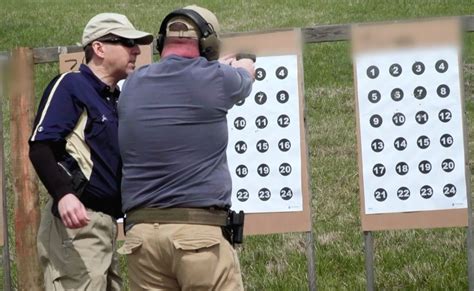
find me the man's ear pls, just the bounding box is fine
[91,41,106,59]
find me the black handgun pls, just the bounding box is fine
[236,53,256,62]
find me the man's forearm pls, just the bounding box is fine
[29,141,75,200]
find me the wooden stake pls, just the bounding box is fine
[10,47,43,290]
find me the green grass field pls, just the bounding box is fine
[1,0,474,290]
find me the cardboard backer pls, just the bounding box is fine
[352,18,469,231]
[221,29,311,235]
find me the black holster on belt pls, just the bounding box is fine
[223,210,245,247]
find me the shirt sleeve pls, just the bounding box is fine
[29,141,75,201]
[30,72,83,142]
[221,64,254,107]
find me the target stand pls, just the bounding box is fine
[352,18,472,290]
[221,29,314,290]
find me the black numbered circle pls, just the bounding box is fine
[440,134,454,148]
[258,188,271,201]
[255,68,266,81]
[395,162,409,176]
[392,112,406,126]
[394,137,407,151]
[255,115,268,129]
[235,165,248,178]
[368,90,381,103]
[372,163,386,177]
[254,91,267,105]
[371,139,384,152]
[236,99,245,106]
[420,185,434,199]
[276,90,289,103]
[412,61,425,75]
[234,117,246,130]
[441,158,455,172]
[397,187,411,201]
[276,66,288,79]
[438,109,452,123]
[277,114,290,128]
[418,160,432,174]
[278,138,291,152]
[415,111,429,125]
[436,60,448,73]
[437,84,450,98]
[417,135,430,149]
[391,88,404,101]
[234,141,247,154]
[374,188,387,202]
[257,164,270,177]
[367,65,379,79]
[236,189,249,202]
[280,187,293,200]
[413,86,427,100]
[370,114,383,128]
[443,184,457,198]
[279,163,292,176]
[389,63,402,77]
[256,139,269,153]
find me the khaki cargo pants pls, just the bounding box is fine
[119,223,244,291]
[37,200,122,290]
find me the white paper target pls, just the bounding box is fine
[227,54,303,213]
[356,46,468,214]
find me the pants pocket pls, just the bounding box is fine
[172,224,222,251]
[172,226,223,290]
[117,236,143,255]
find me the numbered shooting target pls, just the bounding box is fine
[355,44,468,215]
[227,54,304,213]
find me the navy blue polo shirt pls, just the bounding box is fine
[30,64,122,218]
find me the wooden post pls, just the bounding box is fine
[10,47,43,290]
[306,231,317,291]
[364,231,375,291]
[1,53,12,291]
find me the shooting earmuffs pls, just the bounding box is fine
[156,8,220,61]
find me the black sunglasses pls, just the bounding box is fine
[97,37,138,48]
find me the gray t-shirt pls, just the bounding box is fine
[118,55,253,213]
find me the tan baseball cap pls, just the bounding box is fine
[166,5,220,39]
[82,13,153,47]
[166,16,200,39]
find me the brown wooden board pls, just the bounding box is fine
[352,18,469,231]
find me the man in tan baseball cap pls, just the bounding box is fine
[31,13,151,291]
[118,4,254,291]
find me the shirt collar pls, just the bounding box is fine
[79,64,120,99]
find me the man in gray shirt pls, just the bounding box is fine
[118,5,255,290]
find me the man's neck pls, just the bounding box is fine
[87,63,117,90]
[161,39,200,59]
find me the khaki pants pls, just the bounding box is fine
[119,223,244,291]
[37,200,122,291]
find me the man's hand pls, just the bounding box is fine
[231,58,256,81]
[218,54,236,65]
[58,194,90,229]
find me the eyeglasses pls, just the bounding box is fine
[97,37,138,48]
